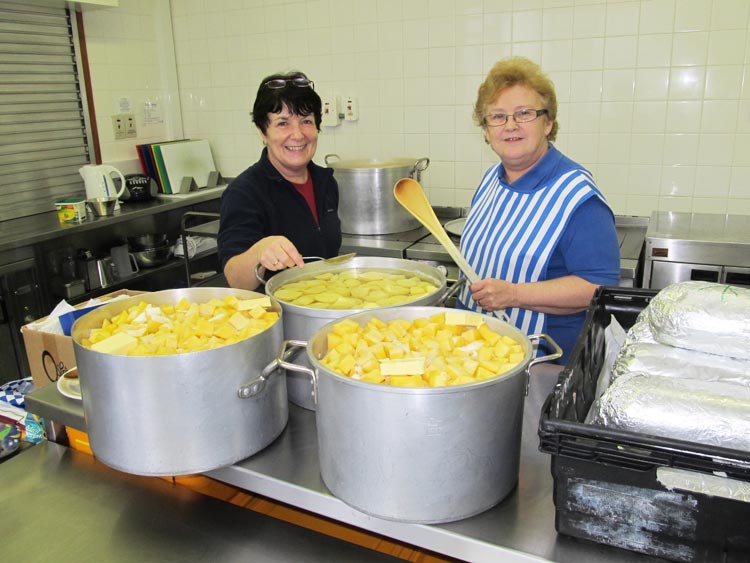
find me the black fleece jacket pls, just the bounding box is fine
[218,148,342,272]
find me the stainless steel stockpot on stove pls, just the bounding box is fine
[71,288,288,476]
[280,306,561,524]
[325,154,429,235]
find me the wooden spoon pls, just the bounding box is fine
[394,178,480,284]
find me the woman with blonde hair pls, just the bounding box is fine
[456,57,620,363]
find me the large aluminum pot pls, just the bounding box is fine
[325,154,429,235]
[280,306,561,523]
[262,256,449,411]
[71,288,289,477]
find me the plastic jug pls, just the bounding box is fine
[79,164,127,202]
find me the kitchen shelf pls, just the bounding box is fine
[67,257,187,304]
[181,211,221,287]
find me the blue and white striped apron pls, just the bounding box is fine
[456,162,603,336]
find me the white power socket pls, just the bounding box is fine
[112,113,137,140]
[322,97,340,127]
[124,114,137,138]
[343,96,358,121]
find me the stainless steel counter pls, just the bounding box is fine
[25,371,666,563]
[2,440,403,562]
[0,187,225,254]
[643,211,750,289]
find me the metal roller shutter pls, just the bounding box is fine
[0,0,91,222]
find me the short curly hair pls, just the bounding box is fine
[251,71,322,134]
[473,57,558,142]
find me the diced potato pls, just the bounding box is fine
[196,318,214,337]
[509,352,525,364]
[81,295,278,356]
[449,374,477,386]
[199,303,216,317]
[327,332,343,350]
[332,318,360,335]
[237,296,272,310]
[379,357,426,376]
[388,374,426,387]
[334,340,355,357]
[319,313,524,388]
[478,323,500,345]
[360,371,385,384]
[247,306,266,319]
[91,332,138,355]
[338,354,356,376]
[427,371,451,387]
[214,323,237,340]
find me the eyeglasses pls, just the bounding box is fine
[263,77,315,90]
[484,108,548,127]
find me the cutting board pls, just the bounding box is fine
[154,184,227,200]
[159,139,216,193]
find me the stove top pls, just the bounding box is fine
[340,226,429,258]
[340,209,648,285]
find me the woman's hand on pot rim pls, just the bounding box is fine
[259,236,305,271]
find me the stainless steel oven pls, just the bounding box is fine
[643,211,750,289]
[0,258,45,384]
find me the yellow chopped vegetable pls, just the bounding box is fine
[81,297,278,356]
[320,314,525,388]
[273,268,439,310]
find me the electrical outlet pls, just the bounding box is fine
[321,97,340,127]
[112,113,137,140]
[343,96,358,121]
[125,113,137,138]
[112,114,126,140]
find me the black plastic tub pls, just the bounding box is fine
[538,286,750,563]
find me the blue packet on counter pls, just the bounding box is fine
[58,304,106,336]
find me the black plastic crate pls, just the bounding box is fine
[538,286,750,563]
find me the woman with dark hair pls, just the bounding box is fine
[218,71,341,290]
[456,57,620,363]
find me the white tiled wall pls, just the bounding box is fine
[86,0,750,216]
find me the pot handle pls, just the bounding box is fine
[324,154,340,166]
[522,334,562,396]
[254,256,325,286]
[277,339,319,406]
[410,157,430,181]
[435,278,465,306]
[238,340,305,399]
[254,263,266,286]
[527,333,563,369]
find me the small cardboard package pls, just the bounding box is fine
[21,289,145,390]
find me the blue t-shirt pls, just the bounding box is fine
[457,145,620,364]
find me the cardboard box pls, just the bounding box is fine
[21,289,146,390]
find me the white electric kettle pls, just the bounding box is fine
[79,164,127,202]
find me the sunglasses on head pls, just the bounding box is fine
[263,77,315,90]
